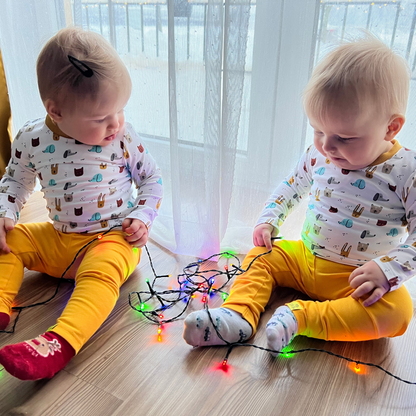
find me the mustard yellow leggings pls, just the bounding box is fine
[223,240,413,341]
[0,222,140,353]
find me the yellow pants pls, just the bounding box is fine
[0,222,140,353]
[223,240,413,341]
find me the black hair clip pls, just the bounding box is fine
[68,55,94,78]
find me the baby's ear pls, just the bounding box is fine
[386,114,405,140]
[44,99,63,123]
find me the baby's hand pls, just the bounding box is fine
[122,218,148,248]
[348,260,390,307]
[253,223,275,251]
[0,218,15,253]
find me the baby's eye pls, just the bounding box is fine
[314,130,323,136]
[95,118,106,123]
[337,136,355,142]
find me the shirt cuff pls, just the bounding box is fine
[372,257,404,291]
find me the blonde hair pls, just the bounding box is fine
[303,34,410,123]
[37,26,131,109]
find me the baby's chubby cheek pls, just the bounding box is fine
[117,125,126,139]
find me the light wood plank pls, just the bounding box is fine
[0,370,123,415]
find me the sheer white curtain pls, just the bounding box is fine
[0,0,317,257]
[2,0,416,266]
[162,0,252,257]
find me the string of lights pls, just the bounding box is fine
[130,240,416,386]
[1,230,415,385]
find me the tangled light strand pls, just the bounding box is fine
[130,242,416,386]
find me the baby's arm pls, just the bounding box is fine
[122,124,163,243]
[254,146,314,248]
[0,127,37,252]
[350,170,416,306]
[348,261,390,307]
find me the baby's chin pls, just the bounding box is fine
[332,159,369,171]
[72,138,112,147]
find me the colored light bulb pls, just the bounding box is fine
[97,234,103,240]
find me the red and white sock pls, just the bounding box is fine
[0,312,10,331]
[0,331,75,380]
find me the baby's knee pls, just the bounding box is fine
[379,290,413,338]
[247,245,270,258]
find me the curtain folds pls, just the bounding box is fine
[151,0,251,257]
[0,49,11,177]
[0,0,321,257]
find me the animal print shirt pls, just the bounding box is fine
[0,116,163,234]
[257,140,416,291]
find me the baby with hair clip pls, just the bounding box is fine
[0,27,163,380]
[184,34,416,355]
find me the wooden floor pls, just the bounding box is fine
[1,192,416,415]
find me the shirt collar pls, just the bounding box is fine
[369,139,401,166]
[45,115,72,139]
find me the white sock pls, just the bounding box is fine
[183,307,252,347]
[266,305,298,357]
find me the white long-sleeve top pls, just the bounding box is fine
[0,116,163,233]
[257,141,416,291]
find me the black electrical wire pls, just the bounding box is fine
[131,242,416,386]
[2,232,415,385]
